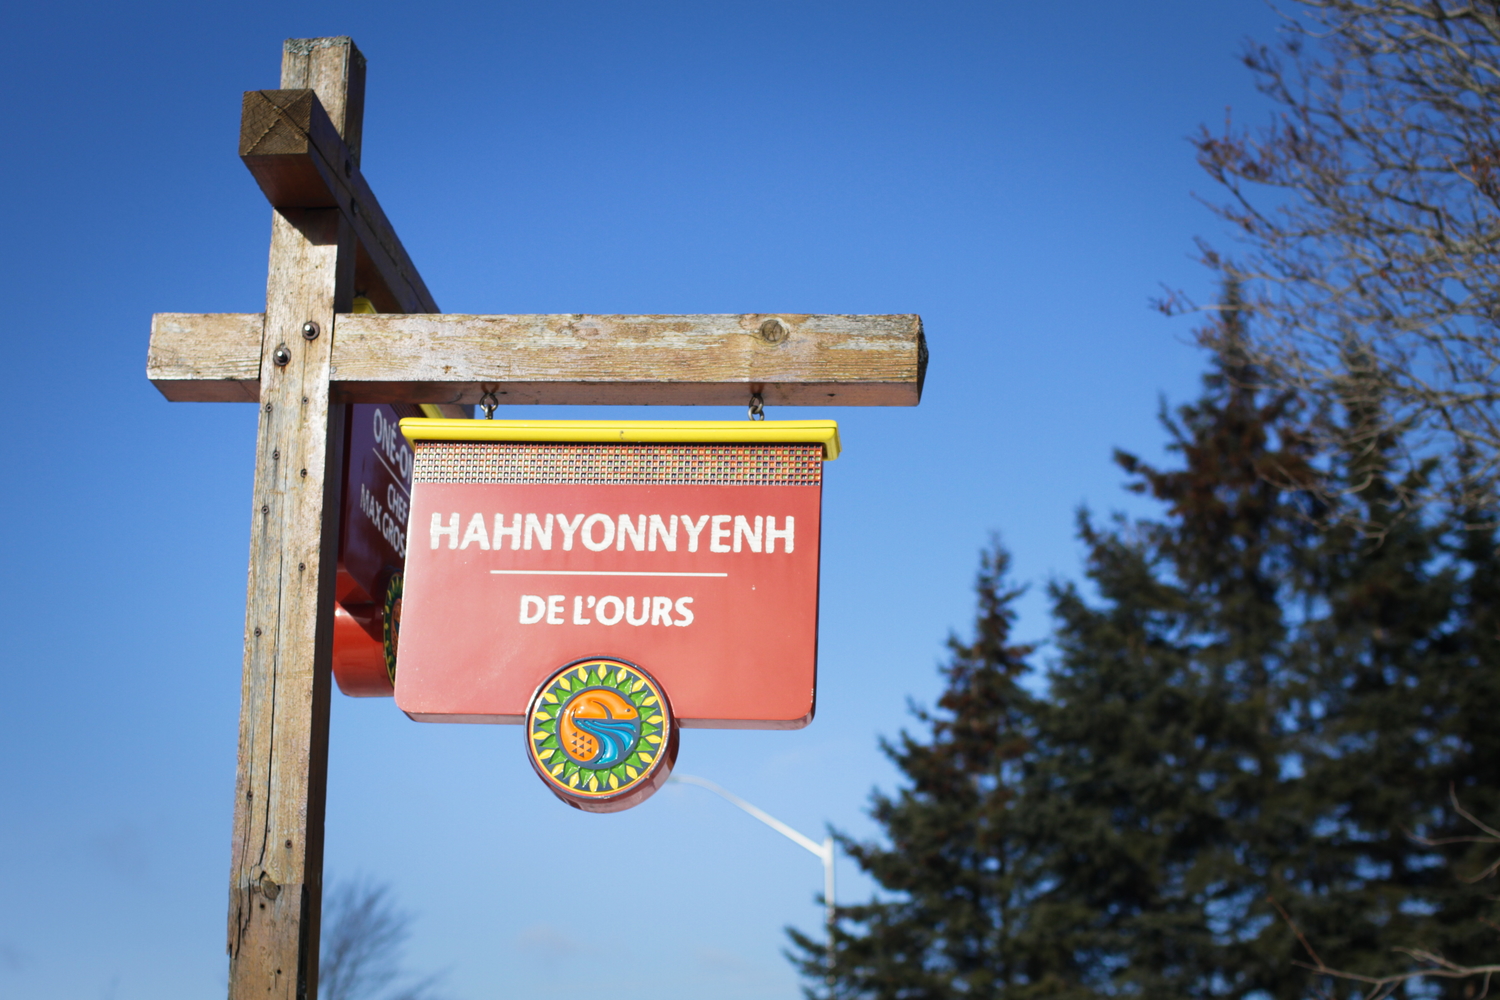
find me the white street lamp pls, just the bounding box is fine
[669,773,836,973]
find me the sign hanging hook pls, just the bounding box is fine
[480,390,499,419]
[748,392,765,421]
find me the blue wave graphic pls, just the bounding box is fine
[573,717,639,767]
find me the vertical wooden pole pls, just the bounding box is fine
[280,37,366,167]
[226,37,362,1000]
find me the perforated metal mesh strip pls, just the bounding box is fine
[413,441,823,486]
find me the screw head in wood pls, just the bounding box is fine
[301,321,320,341]
[272,344,291,366]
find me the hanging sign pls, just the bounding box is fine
[331,402,420,696]
[392,418,838,811]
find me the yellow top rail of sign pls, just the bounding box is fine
[399,418,842,460]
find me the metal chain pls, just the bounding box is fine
[480,390,499,419]
[748,392,765,421]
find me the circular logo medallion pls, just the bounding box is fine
[382,573,402,686]
[526,658,677,813]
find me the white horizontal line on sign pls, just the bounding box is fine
[489,569,729,578]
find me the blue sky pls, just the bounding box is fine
[0,2,1284,997]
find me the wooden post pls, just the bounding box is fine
[225,38,361,1000]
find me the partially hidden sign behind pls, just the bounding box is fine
[392,418,838,811]
[332,402,420,696]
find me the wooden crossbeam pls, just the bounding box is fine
[148,312,926,406]
[150,313,262,401]
[240,87,436,315]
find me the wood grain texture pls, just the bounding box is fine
[226,39,362,1000]
[150,312,924,406]
[276,39,420,318]
[280,37,365,166]
[330,312,926,406]
[239,91,335,207]
[239,88,437,316]
[147,315,465,417]
[148,313,263,401]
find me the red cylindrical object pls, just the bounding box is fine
[332,603,394,697]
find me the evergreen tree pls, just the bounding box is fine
[1264,381,1500,997]
[787,546,1055,998]
[1018,302,1315,998]
[792,298,1500,998]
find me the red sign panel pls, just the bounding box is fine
[333,403,420,696]
[340,403,416,606]
[393,437,827,729]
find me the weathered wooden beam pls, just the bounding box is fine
[334,313,926,406]
[147,312,466,417]
[281,37,365,168]
[148,312,927,406]
[227,208,347,1000]
[240,88,437,315]
[149,313,262,402]
[226,37,360,1000]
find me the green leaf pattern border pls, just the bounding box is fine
[527,659,670,799]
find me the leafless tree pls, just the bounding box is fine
[1170,1,1500,515]
[320,877,445,1000]
[1272,788,1500,1000]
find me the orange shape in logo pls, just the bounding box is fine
[558,689,639,766]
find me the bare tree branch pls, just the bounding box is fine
[320,877,445,1000]
[1183,0,1500,516]
[1275,789,1500,1000]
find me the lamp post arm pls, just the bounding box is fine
[668,774,831,861]
[670,773,839,979]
